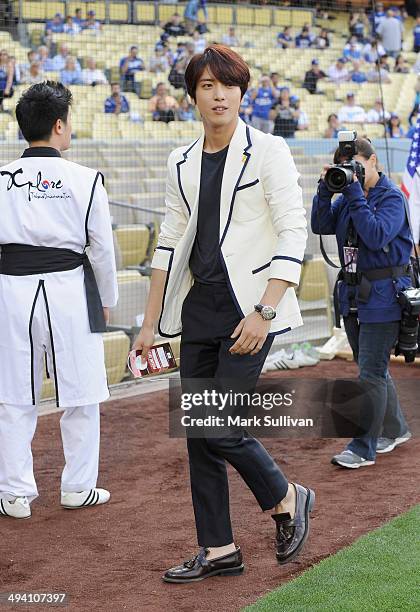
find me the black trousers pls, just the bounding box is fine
[180,282,289,547]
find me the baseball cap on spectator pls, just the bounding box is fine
[346,92,355,98]
[55,12,63,18]
[279,86,290,93]
[290,95,299,104]
[311,59,319,65]
[390,112,399,118]
[337,58,346,64]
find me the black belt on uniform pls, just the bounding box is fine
[333,263,412,328]
[0,243,106,333]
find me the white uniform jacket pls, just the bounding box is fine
[0,148,118,407]
[151,118,307,338]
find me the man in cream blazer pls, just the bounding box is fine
[151,117,306,338]
[134,44,314,583]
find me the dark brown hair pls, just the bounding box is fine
[184,44,250,101]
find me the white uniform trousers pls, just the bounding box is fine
[0,402,100,503]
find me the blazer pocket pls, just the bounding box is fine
[237,178,260,192]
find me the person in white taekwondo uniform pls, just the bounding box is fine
[133,45,314,583]
[0,82,118,519]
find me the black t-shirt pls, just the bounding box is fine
[189,145,229,285]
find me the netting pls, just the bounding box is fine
[0,0,416,398]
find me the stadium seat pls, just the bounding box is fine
[135,2,156,23]
[109,271,151,329]
[103,331,130,385]
[109,2,129,23]
[114,224,152,267]
[236,7,254,26]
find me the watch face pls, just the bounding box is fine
[261,306,276,320]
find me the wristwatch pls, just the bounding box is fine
[254,304,276,320]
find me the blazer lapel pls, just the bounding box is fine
[175,133,204,217]
[219,119,252,246]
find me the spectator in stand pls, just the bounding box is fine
[60,56,82,85]
[295,26,314,49]
[371,1,386,33]
[315,28,330,50]
[81,57,108,86]
[222,26,240,47]
[379,54,391,71]
[163,14,187,37]
[271,94,299,138]
[149,48,170,73]
[184,0,199,34]
[149,82,179,113]
[104,82,130,114]
[343,36,363,60]
[349,12,369,43]
[192,30,206,54]
[84,10,102,32]
[0,49,15,109]
[291,96,309,131]
[152,98,176,123]
[408,76,420,124]
[277,26,293,49]
[22,61,44,85]
[239,89,253,124]
[338,92,366,124]
[303,59,326,94]
[45,13,64,35]
[51,44,80,72]
[177,96,196,121]
[270,72,282,96]
[120,46,145,91]
[363,37,386,63]
[413,15,420,53]
[366,59,391,83]
[328,58,350,84]
[73,8,84,28]
[407,106,418,137]
[63,15,81,35]
[376,10,403,57]
[196,19,209,35]
[19,50,38,82]
[323,113,344,138]
[350,60,367,83]
[394,54,409,73]
[250,74,277,133]
[37,45,54,72]
[387,113,404,137]
[366,98,390,124]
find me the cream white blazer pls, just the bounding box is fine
[151,117,307,338]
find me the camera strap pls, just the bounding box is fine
[400,191,420,288]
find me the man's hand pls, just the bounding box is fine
[132,323,155,363]
[320,164,333,181]
[229,311,271,356]
[103,307,110,325]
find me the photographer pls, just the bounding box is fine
[311,136,412,469]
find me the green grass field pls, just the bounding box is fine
[244,504,420,612]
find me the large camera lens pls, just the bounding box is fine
[324,166,354,193]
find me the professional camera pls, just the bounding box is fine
[395,288,420,363]
[324,131,365,193]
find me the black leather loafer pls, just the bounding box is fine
[272,483,315,565]
[162,546,244,583]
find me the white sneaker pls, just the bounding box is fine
[61,488,110,509]
[264,349,301,371]
[0,496,31,519]
[291,344,319,367]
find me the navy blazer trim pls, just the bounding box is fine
[267,326,292,337]
[175,138,200,217]
[220,125,252,248]
[252,255,303,275]
[157,246,182,338]
[237,178,259,191]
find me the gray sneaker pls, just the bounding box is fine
[331,449,375,469]
[376,431,412,454]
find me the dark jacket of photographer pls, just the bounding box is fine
[311,174,412,323]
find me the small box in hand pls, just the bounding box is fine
[128,343,177,378]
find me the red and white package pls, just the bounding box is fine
[127,343,177,378]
